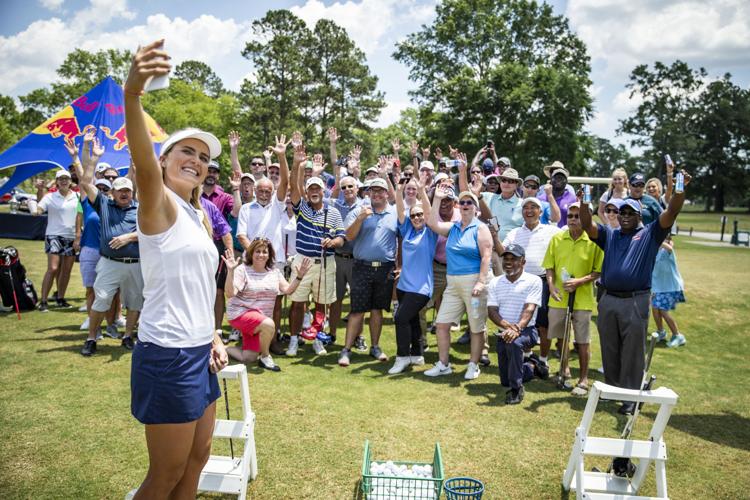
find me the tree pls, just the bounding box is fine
[20,48,132,116]
[173,60,225,98]
[0,95,45,152]
[585,135,637,180]
[393,0,593,174]
[618,61,750,211]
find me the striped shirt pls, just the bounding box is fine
[292,200,345,257]
[487,272,543,326]
[503,223,561,276]
[226,266,282,321]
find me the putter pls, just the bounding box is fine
[554,287,576,390]
[605,332,660,477]
[222,378,235,461]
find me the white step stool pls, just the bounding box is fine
[125,364,257,500]
[562,381,678,500]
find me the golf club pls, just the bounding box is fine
[554,286,576,390]
[222,378,235,461]
[316,227,336,346]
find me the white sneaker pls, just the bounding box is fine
[410,356,425,366]
[286,335,299,356]
[115,317,126,328]
[388,356,411,375]
[80,317,90,330]
[105,325,121,339]
[312,339,327,355]
[78,305,87,312]
[464,361,481,380]
[424,360,452,377]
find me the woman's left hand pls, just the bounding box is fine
[210,341,229,374]
[472,281,485,296]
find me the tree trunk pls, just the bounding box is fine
[713,182,725,212]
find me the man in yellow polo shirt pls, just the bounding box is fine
[541,202,603,395]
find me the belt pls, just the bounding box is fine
[433,260,447,267]
[103,255,139,264]
[604,288,650,298]
[355,259,393,268]
[336,253,354,259]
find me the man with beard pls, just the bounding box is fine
[580,170,691,414]
[538,161,578,228]
[202,160,236,337]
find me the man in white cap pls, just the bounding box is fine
[288,146,346,357]
[419,160,435,188]
[78,171,142,356]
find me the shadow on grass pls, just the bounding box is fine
[36,341,130,363]
[352,479,364,500]
[645,410,750,452]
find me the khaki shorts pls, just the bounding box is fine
[289,254,336,305]
[92,257,144,312]
[427,261,447,309]
[435,273,488,333]
[547,308,592,344]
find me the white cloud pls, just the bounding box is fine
[39,0,64,11]
[72,0,136,30]
[290,0,437,55]
[375,100,410,128]
[0,10,254,96]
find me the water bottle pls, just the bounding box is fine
[675,172,684,194]
[582,184,591,203]
[470,297,481,319]
[561,267,571,283]
[9,193,19,214]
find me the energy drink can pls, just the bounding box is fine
[664,154,673,167]
[583,184,591,203]
[675,172,684,193]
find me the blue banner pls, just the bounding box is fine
[0,76,167,195]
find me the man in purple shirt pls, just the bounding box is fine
[202,160,234,219]
[538,162,578,228]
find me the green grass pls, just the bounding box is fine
[676,206,750,234]
[1,236,749,499]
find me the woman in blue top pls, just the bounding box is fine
[425,154,493,380]
[389,179,438,374]
[651,235,686,347]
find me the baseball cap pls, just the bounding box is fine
[95,162,111,174]
[160,128,222,159]
[629,173,646,185]
[523,175,541,185]
[419,161,435,172]
[305,177,325,190]
[55,169,71,179]
[365,166,379,175]
[432,172,450,185]
[457,191,478,205]
[502,243,525,258]
[482,158,495,171]
[208,160,220,171]
[368,178,388,190]
[614,198,642,213]
[551,167,569,179]
[112,177,133,191]
[568,201,593,213]
[94,178,112,189]
[240,172,255,182]
[498,156,511,167]
[522,197,543,209]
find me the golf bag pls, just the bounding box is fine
[0,247,38,311]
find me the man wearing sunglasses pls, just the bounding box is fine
[248,156,267,182]
[627,172,662,225]
[580,170,692,414]
[522,175,560,225]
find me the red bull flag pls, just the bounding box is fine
[0,76,168,196]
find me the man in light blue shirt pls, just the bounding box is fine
[339,177,399,366]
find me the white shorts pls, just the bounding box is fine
[92,257,144,312]
[435,273,488,333]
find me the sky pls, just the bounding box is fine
[1,0,748,151]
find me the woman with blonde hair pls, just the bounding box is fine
[597,167,629,223]
[124,40,229,499]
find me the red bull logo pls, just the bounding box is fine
[32,106,82,140]
[100,125,129,151]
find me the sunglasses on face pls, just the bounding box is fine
[410,212,424,219]
[250,162,264,166]
[97,186,110,192]
[471,170,482,175]
[524,183,539,190]
[500,178,516,184]
[104,175,117,180]
[605,208,619,214]
[458,200,475,206]
[567,213,580,219]
[341,184,357,190]
[631,183,645,188]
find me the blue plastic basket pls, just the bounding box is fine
[443,477,484,499]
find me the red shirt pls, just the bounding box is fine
[201,186,234,219]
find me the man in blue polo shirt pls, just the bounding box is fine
[580,171,691,414]
[339,177,399,367]
[79,176,142,356]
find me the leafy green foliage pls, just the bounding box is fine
[173,60,226,98]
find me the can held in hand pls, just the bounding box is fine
[583,184,591,203]
[675,172,684,193]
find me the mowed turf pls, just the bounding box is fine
[0,236,748,499]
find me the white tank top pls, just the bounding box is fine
[137,189,219,347]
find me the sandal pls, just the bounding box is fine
[571,381,589,397]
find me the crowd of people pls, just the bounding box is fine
[24,40,694,498]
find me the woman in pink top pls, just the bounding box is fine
[222,238,311,371]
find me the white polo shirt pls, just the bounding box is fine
[38,190,79,238]
[487,271,543,326]
[503,222,561,276]
[236,196,287,264]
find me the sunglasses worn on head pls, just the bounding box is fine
[458,200,475,206]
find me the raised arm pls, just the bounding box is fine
[273,134,290,202]
[228,171,242,218]
[544,183,561,224]
[578,188,598,240]
[659,169,691,230]
[228,131,242,176]
[426,186,455,237]
[289,132,304,205]
[664,159,674,204]
[395,178,406,225]
[328,127,338,168]
[123,40,176,235]
[410,141,419,170]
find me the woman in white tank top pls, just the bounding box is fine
[124,40,229,499]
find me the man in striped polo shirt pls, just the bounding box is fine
[288,148,346,357]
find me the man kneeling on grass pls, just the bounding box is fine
[487,244,542,405]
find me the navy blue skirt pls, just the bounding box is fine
[131,341,220,425]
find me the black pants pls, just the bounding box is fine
[394,290,430,357]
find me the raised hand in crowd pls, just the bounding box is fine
[328,127,339,144]
[293,256,313,279]
[228,130,240,150]
[291,130,304,149]
[312,153,326,177]
[391,138,401,155]
[434,146,443,160]
[421,144,431,161]
[229,130,242,175]
[350,144,362,160]
[448,145,459,159]
[221,248,241,271]
[262,147,273,165]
